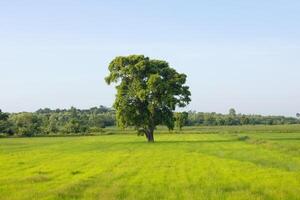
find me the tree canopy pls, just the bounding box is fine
[105,55,191,142]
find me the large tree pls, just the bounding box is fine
[105,55,191,142]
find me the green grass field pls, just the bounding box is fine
[1,126,300,200]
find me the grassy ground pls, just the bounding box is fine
[1,126,300,200]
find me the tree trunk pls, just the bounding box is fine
[148,130,154,142]
[145,129,154,142]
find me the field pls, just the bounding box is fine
[1,125,300,200]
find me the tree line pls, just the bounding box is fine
[0,107,299,137]
[0,106,115,136]
[187,109,300,126]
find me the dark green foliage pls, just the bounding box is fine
[229,108,236,116]
[0,109,13,135]
[105,55,191,142]
[0,109,9,121]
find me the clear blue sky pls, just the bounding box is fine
[1,0,300,116]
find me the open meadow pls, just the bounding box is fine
[1,125,300,200]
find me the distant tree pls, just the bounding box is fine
[63,119,81,134]
[105,55,191,142]
[0,109,9,121]
[0,109,12,134]
[9,113,42,136]
[36,108,52,114]
[216,116,225,126]
[69,106,78,118]
[175,112,189,131]
[297,113,300,118]
[47,114,59,133]
[204,114,217,126]
[229,108,236,116]
[240,115,250,125]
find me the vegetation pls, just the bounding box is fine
[0,106,115,137]
[187,108,300,126]
[1,125,300,200]
[174,112,189,131]
[105,55,191,142]
[0,109,12,135]
[0,107,299,137]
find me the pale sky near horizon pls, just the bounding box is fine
[1,0,300,116]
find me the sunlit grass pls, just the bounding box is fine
[1,129,300,199]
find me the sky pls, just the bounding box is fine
[0,0,300,116]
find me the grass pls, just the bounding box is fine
[1,126,300,199]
